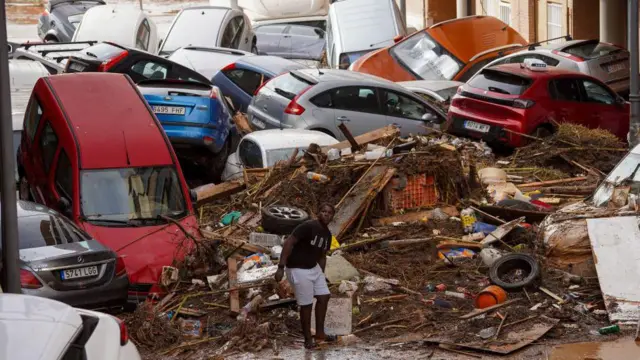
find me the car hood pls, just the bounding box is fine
[81,216,200,284]
[0,294,81,360]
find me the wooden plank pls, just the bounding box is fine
[459,299,522,320]
[323,125,399,151]
[518,177,588,188]
[194,180,245,206]
[328,166,393,239]
[232,112,253,135]
[372,206,459,226]
[201,229,270,254]
[227,258,240,313]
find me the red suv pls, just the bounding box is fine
[446,60,630,147]
[17,72,200,300]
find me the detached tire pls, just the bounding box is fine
[489,253,540,291]
[261,205,309,235]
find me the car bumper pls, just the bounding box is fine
[22,274,129,310]
[163,125,227,154]
[446,110,525,147]
[247,107,293,130]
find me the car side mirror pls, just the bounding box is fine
[189,189,198,203]
[616,96,626,107]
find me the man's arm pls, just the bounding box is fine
[318,253,327,273]
[279,234,299,268]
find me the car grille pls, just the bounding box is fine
[461,91,515,107]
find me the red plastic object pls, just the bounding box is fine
[386,174,438,211]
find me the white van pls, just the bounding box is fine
[72,5,159,52]
[326,0,406,69]
[239,0,331,30]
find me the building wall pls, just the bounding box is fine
[425,0,457,26]
[571,0,600,41]
[473,0,535,42]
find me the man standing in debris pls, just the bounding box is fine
[275,203,337,349]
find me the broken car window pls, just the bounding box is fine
[390,32,463,81]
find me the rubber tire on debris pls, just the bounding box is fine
[261,205,309,235]
[489,253,540,291]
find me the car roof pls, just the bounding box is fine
[73,5,144,45]
[486,63,588,79]
[0,294,82,360]
[296,68,399,85]
[44,73,173,169]
[0,200,60,219]
[244,129,338,150]
[331,0,398,52]
[397,80,464,92]
[237,55,307,75]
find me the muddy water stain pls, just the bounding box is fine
[549,338,640,360]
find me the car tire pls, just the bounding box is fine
[261,205,309,235]
[489,253,540,291]
[533,126,553,139]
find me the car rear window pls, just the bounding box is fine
[265,73,312,100]
[4,212,90,250]
[562,42,623,60]
[81,42,126,61]
[468,69,533,95]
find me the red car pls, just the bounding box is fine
[446,59,629,147]
[17,72,200,300]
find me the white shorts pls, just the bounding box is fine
[286,264,330,306]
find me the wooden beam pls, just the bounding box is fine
[338,122,360,153]
[323,125,399,151]
[372,207,460,226]
[194,180,245,206]
[518,177,588,188]
[228,258,240,313]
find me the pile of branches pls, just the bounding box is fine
[128,302,182,351]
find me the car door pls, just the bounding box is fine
[331,86,387,137]
[255,24,287,55]
[51,148,75,218]
[381,88,443,136]
[35,120,60,208]
[579,78,627,139]
[278,26,293,57]
[20,96,46,202]
[548,78,584,127]
[287,25,324,60]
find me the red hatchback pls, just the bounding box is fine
[446,59,629,147]
[17,72,200,300]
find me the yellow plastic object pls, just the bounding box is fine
[330,236,340,250]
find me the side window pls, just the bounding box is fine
[582,80,615,105]
[130,60,169,80]
[535,55,560,66]
[256,25,286,34]
[135,19,151,51]
[25,96,43,142]
[231,17,245,48]
[55,150,73,203]
[382,90,432,121]
[238,139,263,168]
[310,91,332,108]
[289,26,317,37]
[40,122,58,173]
[550,79,581,102]
[458,57,497,82]
[221,16,244,48]
[332,87,379,113]
[224,69,264,95]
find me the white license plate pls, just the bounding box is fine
[252,117,266,129]
[607,62,626,73]
[153,106,186,115]
[464,120,490,133]
[61,266,98,280]
[68,62,85,72]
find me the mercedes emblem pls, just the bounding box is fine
[77,255,84,263]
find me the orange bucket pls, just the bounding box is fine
[474,285,507,309]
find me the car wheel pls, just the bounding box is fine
[533,126,553,139]
[261,205,309,235]
[44,36,58,43]
[489,253,540,291]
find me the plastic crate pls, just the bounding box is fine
[386,174,438,211]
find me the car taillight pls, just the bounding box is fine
[284,85,313,116]
[221,62,236,72]
[114,317,129,346]
[97,50,129,72]
[512,99,535,109]
[203,136,214,145]
[20,269,42,289]
[115,256,126,277]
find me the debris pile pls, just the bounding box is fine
[129,124,634,359]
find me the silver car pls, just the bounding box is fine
[6,201,129,309]
[484,39,630,95]
[247,69,445,139]
[397,80,464,104]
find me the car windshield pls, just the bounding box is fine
[592,152,640,207]
[390,31,464,81]
[265,147,305,167]
[80,166,187,224]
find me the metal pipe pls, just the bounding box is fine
[0,0,21,293]
[399,0,406,26]
[629,0,640,148]
[457,0,468,18]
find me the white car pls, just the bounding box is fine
[158,6,257,57]
[222,129,339,181]
[0,293,141,360]
[72,5,159,53]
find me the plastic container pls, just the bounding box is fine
[480,248,503,267]
[307,172,330,183]
[598,325,620,335]
[474,285,508,309]
[327,148,340,161]
[472,221,497,235]
[460,208,477,234]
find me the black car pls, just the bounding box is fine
[37,0,106,43]
[1,201,129,309]
[63,42,212,84]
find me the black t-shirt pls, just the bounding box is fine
[286,220,332,269]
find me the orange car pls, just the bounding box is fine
[350,16,527,83]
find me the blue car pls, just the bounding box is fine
[212,55,308,113]
[138,79,235,180]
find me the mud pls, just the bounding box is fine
[549,337,640,360]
